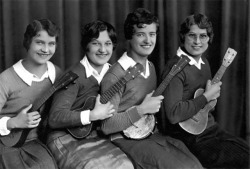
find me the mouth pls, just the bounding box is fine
[37,53,51,58]
[141,45,152,49]
[192,46,202,50]
[96,54,109,58]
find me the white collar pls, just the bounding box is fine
[118,52,150,78]
[177,47,205,69]
[80,56,110,84]
[13,60,56,86]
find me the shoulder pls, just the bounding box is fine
[70,62,86,76]
[161,55,180,79]
[106,62,125,79]
[0,67,18,84]
[102,62,124,87]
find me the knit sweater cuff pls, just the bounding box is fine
[126,106,142,124]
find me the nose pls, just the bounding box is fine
[144,34,150,43]
[194,36,201,44]
[41,44,49,53]
[98,44,106,53]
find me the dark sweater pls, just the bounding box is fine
[101,62,157,135]
[160,55,215,135]
[49,62,99,129]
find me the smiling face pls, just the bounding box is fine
[184,24,209,58]
[27,30,56,65]
[86,30,113,71]
[129,23,157,58]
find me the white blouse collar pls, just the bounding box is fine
[13,60,56,86]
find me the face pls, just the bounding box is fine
[129,23,157,58]
[86,30,113,70]
[184,24,209,58]
[27,30,56,65]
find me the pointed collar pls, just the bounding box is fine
[177,47,205,69]
[13,60,56,86]
[118,52,150,78]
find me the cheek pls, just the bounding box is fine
[51,47,56,54]
[107,46,113,54]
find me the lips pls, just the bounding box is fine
[141,45,152,49]
[192,46,202,50]
[38,53,51,58]
[96,54,109,58]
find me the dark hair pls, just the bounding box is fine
[179,13,214,44]
[124,8,159,40]
[80,20,117,52]
[23,19,60,51]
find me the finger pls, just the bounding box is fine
[110,109,115,114]
[32,114,41,121]
[158,95,164,100]
[109,104,114,109]
[108,112,114,117]
[28,123,40,128]
[28,111,40,116]
[206,80,211,88]
[29,118,41,125]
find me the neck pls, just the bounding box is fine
[181,47,201,63]
[127,51,148,72]
[22,59,47,78]
[90,63,104,74]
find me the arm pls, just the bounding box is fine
[101,71,163,135]
[0,75,10,135]
[0,71,41,134]
[48,81,83,129]
[100,72,142,135]
[162,72,207,124]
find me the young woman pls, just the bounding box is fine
[0,19,61,169]
[101,8,203,169]
[47,20,134,169]
[160,13,249,168]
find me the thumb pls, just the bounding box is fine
[95,94,101,104]
[21,104,32,114]
[146,91,154,98]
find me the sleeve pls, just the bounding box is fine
[162,71,207,124]
[0,117,11,135]
[80,110,91,125]
[48,80,84,129]
[0,72,11,135]
[100,72,141,135]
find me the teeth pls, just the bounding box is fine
[38,54,50,58]
[142,45,151,48]
[98,55,106,57]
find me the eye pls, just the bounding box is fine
[187,33,196,39]
[136,33,144,37]
[36,41,43,45]
[150,33,156,37]
[105,42,113,46]
[200,34,208,39]
[49,42,56,46]
[91,42,99,46]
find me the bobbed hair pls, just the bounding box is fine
[80,20,117,52]
[124,8,159,40]
[23,19,60,51]
[179,13,214,45]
